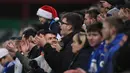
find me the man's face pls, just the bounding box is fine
[102,21,111,40]
[44,33,57,45]
[100,1,111,8]
[87,32,103,48]
[39,16,47,24]
[84,13,97,26]
[84,13,92,26]
[60,18,72,36]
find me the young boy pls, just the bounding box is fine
[87,22,104,73]
[0,48,14,73]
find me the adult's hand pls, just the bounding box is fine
[3,40,18,52]
[34,35,47,47]
[51,39,62,52]
[19,40,30,54]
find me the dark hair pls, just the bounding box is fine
[104,17,124,33]
[73,9,87,18]
[85,9,100,19]
[37,29,57,36]
[61,12,83,31]
[87,22,103,36]
[31,23,50,32]
[22,28,37,39]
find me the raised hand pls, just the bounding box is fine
[3,40,18,52]
[51,39,62,52]
[34,35,47,47]
[19,40,30,54]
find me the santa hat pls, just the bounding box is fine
[0,48,9,58]
[37,5,59,21]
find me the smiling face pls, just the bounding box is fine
[44,33,57,45]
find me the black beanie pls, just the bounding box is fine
[106,0,125,6]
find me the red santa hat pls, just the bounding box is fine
[37,5,59,21]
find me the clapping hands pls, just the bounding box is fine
[34,35,47,47]
[3,40,17,52]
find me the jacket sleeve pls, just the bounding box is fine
[14,58,23,73]
[15,52,31,72]
[41,43,62,73]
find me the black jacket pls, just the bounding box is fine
[42,31,79,73]
[113,34,130,73]
[49,21,60,34]
[28,45,41,59]
[27,67,46,73]
[124,20,130,35]
[68,47,93,72]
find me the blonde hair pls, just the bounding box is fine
[74,32,87,46]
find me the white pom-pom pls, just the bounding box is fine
[54,17,59,21]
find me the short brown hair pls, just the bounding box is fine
[85,9,99,19]
[104,16,124,33]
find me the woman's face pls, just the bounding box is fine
[71,35,83,53]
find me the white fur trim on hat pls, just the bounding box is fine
[0,48,9,58]
[54,17,59,21]
[37,8,52,19]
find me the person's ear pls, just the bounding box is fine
[91,18,96,24]
[39,34,43,38]
[29,36,34,42]
[67,25,72,30]
[111,26,116,34]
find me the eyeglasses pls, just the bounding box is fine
[59,21,69,25]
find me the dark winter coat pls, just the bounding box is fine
[42,31,80,73]
[68,47,93,72]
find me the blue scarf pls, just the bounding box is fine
[49,19,56,30]
[102,33,125,73]
[88,41,105,73]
